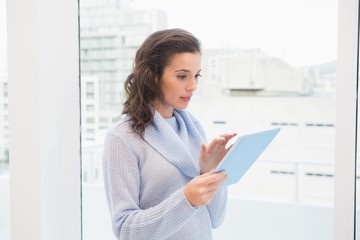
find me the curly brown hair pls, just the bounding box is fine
[122,28,201,137]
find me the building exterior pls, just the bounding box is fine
[80,1,167,136]
[0,43,8,166]
[201,49,315,96]
[81,75,100,142]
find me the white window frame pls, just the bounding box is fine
[335,0,358,239]
[7,0,81,239]
[6,0,358,239]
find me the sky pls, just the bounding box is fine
[0,0,338,68]
[130,0,338,67]
[0,0,6,71]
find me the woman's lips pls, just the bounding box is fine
[180,96,191,102]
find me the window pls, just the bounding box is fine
[4,0,357,239]
[86,117,95,124]
[3,82,7,97]
[0,0,9,238]
[86,104,95,112]
[79,0,342,239]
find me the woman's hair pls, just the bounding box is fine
[122,28,201,137]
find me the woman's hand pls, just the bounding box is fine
[199,133,237,174]
[183,170,228,207]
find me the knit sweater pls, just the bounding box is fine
[103,109,228,240]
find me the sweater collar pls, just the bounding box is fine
[144,109,204,178]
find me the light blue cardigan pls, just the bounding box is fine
[103,109,228,240]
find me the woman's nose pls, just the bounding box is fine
[186,77,197,91]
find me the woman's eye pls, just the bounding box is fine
[195,74,202,79]
[178,75,187,80]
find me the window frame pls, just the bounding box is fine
[335,0,358,238]
[7,0,81,239]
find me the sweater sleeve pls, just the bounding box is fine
[102,128,198,240]
[206,186,228,228]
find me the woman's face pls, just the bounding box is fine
[154,52,201,118]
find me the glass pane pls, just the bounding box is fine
[0,0,10,239]
[80,0,337,239]
[357,23,360,240]
[358,164,360,239]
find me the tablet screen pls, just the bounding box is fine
[215,128,281,186]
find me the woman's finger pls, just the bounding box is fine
[199,143,207,161]
[220,133,237,142]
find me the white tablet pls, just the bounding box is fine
[215,128,281,186]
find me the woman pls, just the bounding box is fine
[103,28,236,240]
